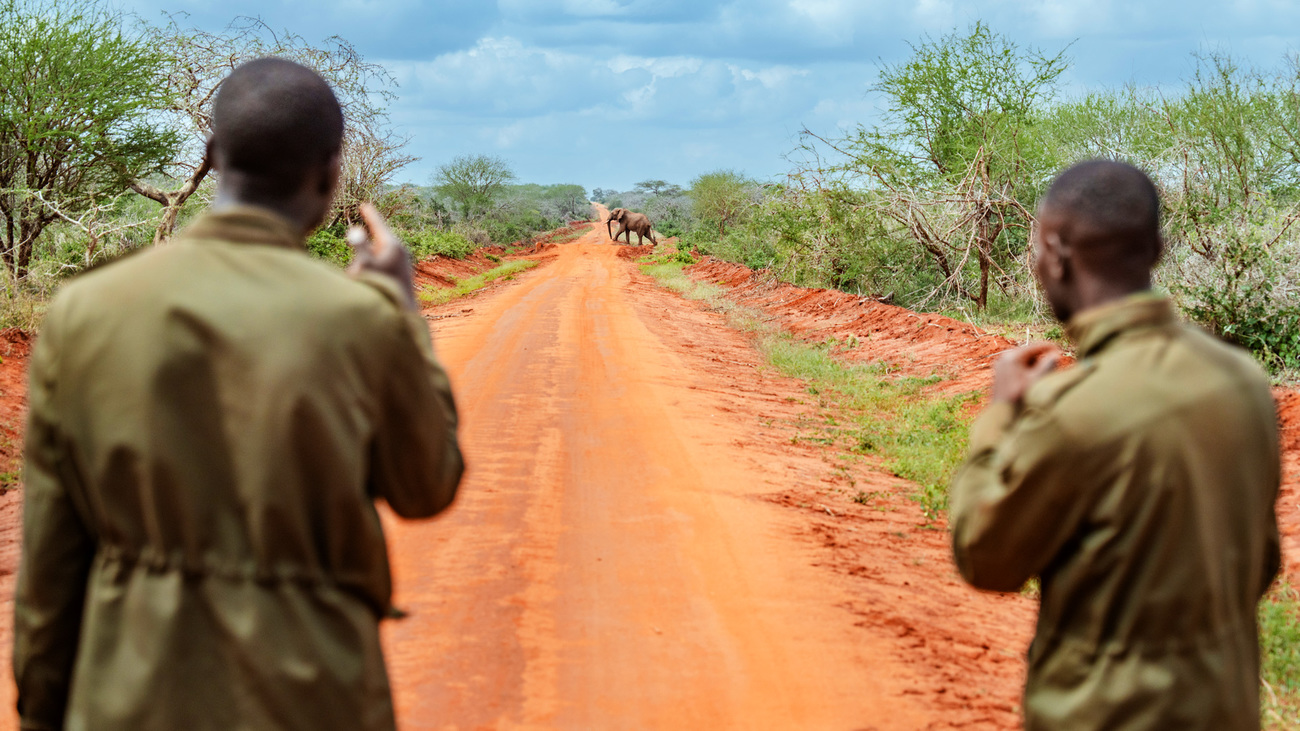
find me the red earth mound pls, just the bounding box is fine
[413,252,504,289]
[616,243,656,260]
[508,241,562,257]
[413,242,560,292]
[686,258,1019,395]
[0,329,31,474]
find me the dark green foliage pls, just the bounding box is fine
[403,229,475,260]
[305,225,353,267]
[0,0,179,277]
[1181,277,1300,371]
[305,225,478,266]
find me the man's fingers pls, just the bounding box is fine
[358,203,397,256]
[1029,354,1060,379]
[1020,341,1060,360]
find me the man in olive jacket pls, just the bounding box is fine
[950,160,1280,730]
[13,59,464,730]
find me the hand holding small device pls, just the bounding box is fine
[346,202,418,311]
[992,342,1061,408]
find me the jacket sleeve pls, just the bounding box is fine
[13,306,95,730]
[365,285,465,519]
[949,398,1108,592]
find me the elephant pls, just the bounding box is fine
[606,208,657,246]
[605,208,628,239]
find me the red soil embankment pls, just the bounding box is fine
[684,256,1300,578]
[413,241,564,292]
[413,251,505,289]
[686,258,1017,394]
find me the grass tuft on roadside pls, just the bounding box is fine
[0,284,45,332]
[418,260,538,307]
[1261,582,1300,728]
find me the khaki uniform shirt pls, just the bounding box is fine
[14,207,464,730]
[950,294,1280,730]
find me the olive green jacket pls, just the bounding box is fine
[14,207,464,730]
[951,294,1280,730]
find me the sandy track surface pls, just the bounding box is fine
[383,228,940,729]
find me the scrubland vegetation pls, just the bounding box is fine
[0,1,588,328]
[603,24,1300,374]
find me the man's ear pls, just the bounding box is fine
[1043,231,1070,281]
[319,152,342,196]
[205,138,220,172]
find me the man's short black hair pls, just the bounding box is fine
[1041,160,1161,246]
[211,58,344,190]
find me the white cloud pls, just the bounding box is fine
[1031,0,1113,37]
[733,65,809,88]
[911,0,956,28]
[608,55,705,77]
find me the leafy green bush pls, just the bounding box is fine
[684,227,777,271]
[402,229,475,260]
[1182,287,1300,371]
[306,226,353,266]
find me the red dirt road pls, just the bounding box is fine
[382,229,947,728]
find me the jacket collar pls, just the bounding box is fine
[179,205,305,250]
[1066,292,1177,358]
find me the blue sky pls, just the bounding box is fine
[115,0,1300,191]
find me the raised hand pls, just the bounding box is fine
[346,202,418,311]
[991,342,1061,407]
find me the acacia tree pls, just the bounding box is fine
[433,155,517,220]
[548,185,589,221]
[1157,52,1300,365]
[688,170,756,236]
[634,179,683,197]
[0,0,177,278]
[332,119,419,225]
[802,22,1067,309]
[132,15,412,243]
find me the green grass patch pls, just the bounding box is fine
[0,284,46,331]
[761,334,976,517]
[418,260,538,307]
[1261,582,1300,728]
[643,261,974,518]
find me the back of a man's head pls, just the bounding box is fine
[1040,159,1162,270]
[211,58,345,194]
